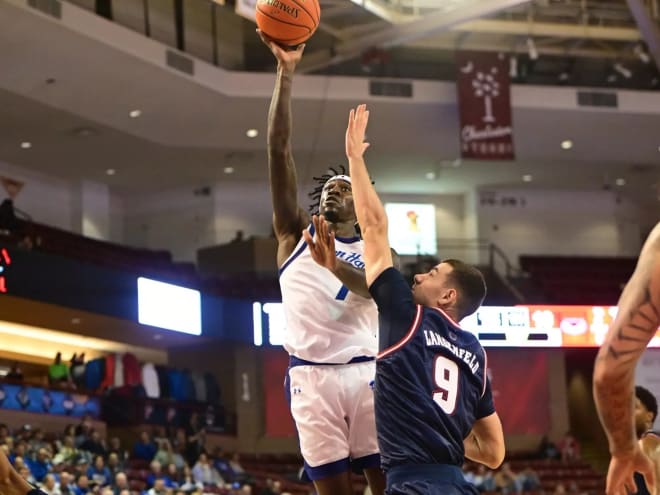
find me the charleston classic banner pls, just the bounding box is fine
[456,52,515,160]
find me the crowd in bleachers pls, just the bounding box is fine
[0,417,293,495]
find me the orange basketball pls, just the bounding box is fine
[256,0,320,46]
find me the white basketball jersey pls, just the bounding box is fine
[279,225,378,363]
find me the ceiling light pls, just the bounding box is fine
[246,129,259,138]
[224,166,234,174]
[129,110,142,118]
[561,140,573,150]
[509,56,518,79]
[634,43,651,64]
[613,63,632,79]
[527,37,538,61]
[615,178,626,186]
[522,174,533,182]
[106,168,116,176]
[425,172,436,180]
[20,142,32,149]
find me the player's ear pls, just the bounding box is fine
[437,287,456,307]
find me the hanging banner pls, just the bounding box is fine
[456,52,515,160]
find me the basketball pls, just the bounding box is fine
[256,0,320,46]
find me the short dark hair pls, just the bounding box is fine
[443,259,487,320]
[636,385,658,422]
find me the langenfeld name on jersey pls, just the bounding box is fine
[423,329,480,374]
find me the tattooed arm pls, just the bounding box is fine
[593,222,660,495]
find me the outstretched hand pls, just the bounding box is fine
[605,447,656,495]
[345,104,371,160]
[257,29,305,72]
[302,215,337,273]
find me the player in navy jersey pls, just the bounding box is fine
[337,104,505,493]
[633,386,659,495]
[594,221,660,495]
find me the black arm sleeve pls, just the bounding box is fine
[368,267,418,353]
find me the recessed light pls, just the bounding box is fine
[71,318,81,325]
[561,140,573,150]
[246,129,259,138]
[153,334,162,340]
[224,166,235,174]
[425,172,436,180]
[615,178,626,186]
[657,145,660,152]
[20,142,32,149]
[106,168,116,176]
[129,110,142,118]
[522,174,533,182]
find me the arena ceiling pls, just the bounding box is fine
[0,0,658,205]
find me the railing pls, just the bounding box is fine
[488,242,526,302]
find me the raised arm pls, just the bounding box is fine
[344,104,392,286]
[260,32,310,265]
[593,222,660,495]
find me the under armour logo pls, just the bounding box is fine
[292,386,302,395]
[448,332,458,341]
[368,380,375,390]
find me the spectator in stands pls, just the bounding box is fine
[271,481,282,494]
[165,463,180,488]
[60,471,75,495]
[211,447,233,483]
[146,478,168,495]
[538,434,560,460]
[153,440,174,468]
[518,467,542,491]
[168,444,186,472]
[0,198,18,234]
[74,474,90,495]
[494,463,522,494]
[471,465,496,492]
[558,431,581,462]
[42,473,62,495]
[0,423,11,443]
[70,354,86,390]
[106,453,122,479]
[49,352,72,388]
[29,429,49,456]
[80,430,106,458]
[18,465,36,485]
[178,465,201,492]
[107,437,128,466]
[132,431,156,462]
[74,417,92,448]
[6,362,23,381]
[87,455,111,487]
[146,460,163,488]
[53,436,78,466]
[27,447,53,483]
[553,482,566,494]
[184,414,205,467]
[111,472,129,495]
[191,453,223,487]
[260,479,275,495]
[10,441,27,464]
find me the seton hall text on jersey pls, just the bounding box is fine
[335,250,365,270]
[424,329,479,374]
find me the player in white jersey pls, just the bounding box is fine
[260,31,385,495]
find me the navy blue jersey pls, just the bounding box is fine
[369,268,495,472]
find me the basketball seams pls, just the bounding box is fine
[256,6,312,34]
[289,0,318,26]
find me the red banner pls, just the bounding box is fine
[456,52,514,160]
[488,349,550,435]
[263,349,296,437]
